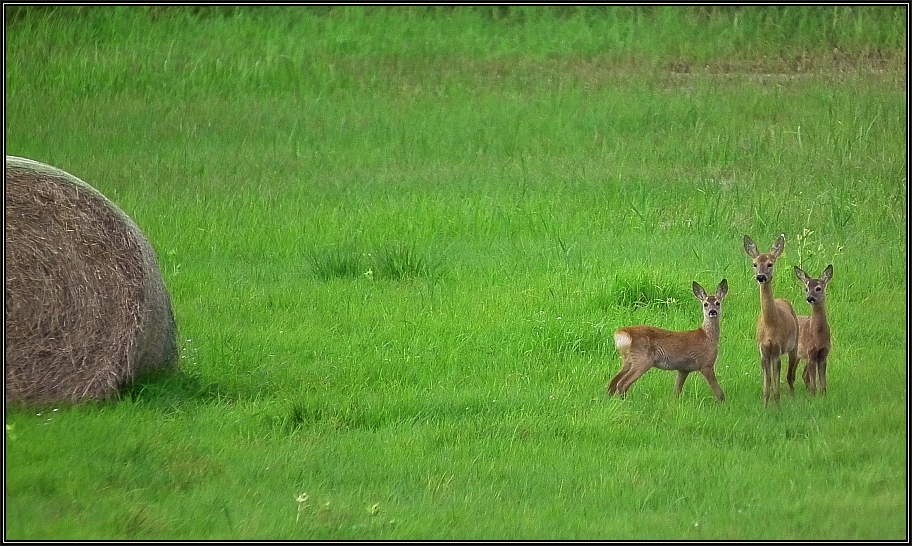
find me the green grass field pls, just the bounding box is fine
[4,6,907,540]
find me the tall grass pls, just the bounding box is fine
[4,6,906,540]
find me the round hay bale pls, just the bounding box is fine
[5,156,178,405]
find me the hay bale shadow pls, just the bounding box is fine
[5,156,178,405]
[116,368,230,408]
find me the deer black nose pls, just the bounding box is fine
[807,296,816,304]
[709,309,718,317]
[755,275,767,283]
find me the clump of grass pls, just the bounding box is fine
[307,247,366,280]
[602,272,691,309]
[371,242,442,281]
[307,244,442,281]
[282,400,329,432]
[278,396,422,434]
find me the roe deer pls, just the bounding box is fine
[794,264,833,395]
[743,234,799,407]
[606,279,728,402]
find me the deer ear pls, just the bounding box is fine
[692,281,707,300]
[771,233,785,258]
[743,235,759,258]
[822,264,833,284]
[716,278,728,299]
[794,266,808,283]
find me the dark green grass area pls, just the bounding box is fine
[4,5,906,541]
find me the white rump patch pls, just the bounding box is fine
[614,331,632,350]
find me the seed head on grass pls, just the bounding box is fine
[295,492,309,523]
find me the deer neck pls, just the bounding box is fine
[701,316,721,344]
[759,281,779,322]
[809,302,828,328]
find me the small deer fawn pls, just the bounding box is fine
[743,234,799,407]
[794,265,833,395]
[606,279,728,402]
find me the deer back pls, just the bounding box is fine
[615,325,716,372]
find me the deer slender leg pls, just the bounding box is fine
[771,357,782,407]
[761,359,772,407]
[616,361,652,397]
[673,370,689,397]
[606,360,632,396]
[700,368,725,402]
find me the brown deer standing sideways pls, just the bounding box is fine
[606,279,728,402]
[794,264,833,395]
[743,234,799,407]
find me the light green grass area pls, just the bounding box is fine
[4,6,907,540]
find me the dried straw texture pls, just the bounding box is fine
[5,156,178,405]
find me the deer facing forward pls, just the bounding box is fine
[743,234,799,407]
[794,264,833,395]
[606,279,728,402]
